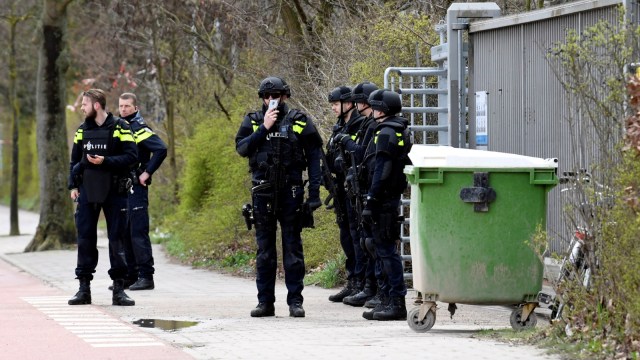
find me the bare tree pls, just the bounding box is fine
[0,4,33,236]
[25,0,76,251]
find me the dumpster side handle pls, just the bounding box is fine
[459,172,496,212]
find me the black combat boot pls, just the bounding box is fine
[112,279,136,306]
[362,294,389,320]
[68,278,91,305]
[364,288,383,308]
[350,279,363,296]
[372,296,407,321]
[129,277,154,291]
[107,277,135,290]
[289,302,305,318]
[343,278,376,307]
[250,302,275,317]
[328,279,354,302]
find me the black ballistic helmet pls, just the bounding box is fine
[327,86,353,102]
[352,82,378,104]
[368,89,402,115]
[258,76,291,98]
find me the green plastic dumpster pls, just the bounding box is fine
[403,145,558,332]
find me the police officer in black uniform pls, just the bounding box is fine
[235,77,323,318]
[325,86,368,303]
[68,89,138,306]
[336,82,382,307]
[118,92,167,291]
[359,89,412,321]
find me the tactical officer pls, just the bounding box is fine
[336,82,382,307]
[118,92,168,291]
[325,86,368,303]
[235,76,323,318]
[359,89,412,321]
[68,89,138,306]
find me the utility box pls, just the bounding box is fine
[404,145,558,331]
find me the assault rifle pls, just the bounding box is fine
[319,149,345,223]
[346,149,364,229]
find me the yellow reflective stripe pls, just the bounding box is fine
[251,120,259,132]
[350,134,357,140]
[113,127,135,142]
[293,120,306,134]
[74,129,83,144]
[134,128,153,143]
[374,130,404,146]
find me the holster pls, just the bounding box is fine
[115,175,133,194]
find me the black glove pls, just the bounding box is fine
[305,197,322,211]
[362,195,379,225]
[334,133,350,146]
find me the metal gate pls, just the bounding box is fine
[383,3,501,279]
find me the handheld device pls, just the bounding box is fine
[268,99,279,111]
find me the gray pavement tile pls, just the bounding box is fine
[0,206,561,359]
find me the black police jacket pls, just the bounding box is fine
[235,103,322,200]
[68,113,138,189]
[363,116,412,201]
[121,111,168,179]
[342,113,376,166]
[326,109,366,176]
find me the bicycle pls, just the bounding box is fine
[547,169,610,323]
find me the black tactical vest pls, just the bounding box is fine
[248,110,306,181]
[81,123,116,203]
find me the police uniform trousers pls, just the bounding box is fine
[370,197,407,298]
[336,185,355,280]
[361,223,384,289]
[74,183,129,280]
[123,182,155,280]
[345,198,367,282]
[253,184,305,305]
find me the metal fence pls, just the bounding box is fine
[468,0,632,253]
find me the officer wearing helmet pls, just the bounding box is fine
[358,89,412,321]
[235,76,323,318]
[325,86,368,304]
[335,81,383,308]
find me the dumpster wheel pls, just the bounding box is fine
[510,305,538,331]
[407,302,436,333]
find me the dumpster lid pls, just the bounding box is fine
[408,145,558,169]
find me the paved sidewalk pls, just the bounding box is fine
[0,206,560,360]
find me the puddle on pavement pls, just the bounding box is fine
[133,319,199,331]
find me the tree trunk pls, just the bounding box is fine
[25,0,76,252]
[8,20,20,235]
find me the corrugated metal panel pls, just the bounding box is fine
[470,3,622,253]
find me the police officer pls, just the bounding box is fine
[118,92,167,291]
[359,89,412,321]
[337,82,381,307]
[325,86,368,303]
[235,76,323,318]
[68,89,138,306]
